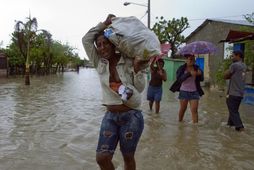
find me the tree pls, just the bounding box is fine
[36,30,53,75]
[7,15,83,77]
[152,16,189,57]
[215,58,231,89]
[3,43,25,75]
[243,12,254,83]
[51,41,70,72]
[244,12,254,24]
[14,15,38,85]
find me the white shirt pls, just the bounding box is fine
[82,22,146,109]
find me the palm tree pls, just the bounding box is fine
[15,15,38,85]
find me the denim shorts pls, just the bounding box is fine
[96,109,144,155]
[178,90,200,100]
[147,85,162,102]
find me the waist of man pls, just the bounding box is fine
[106,104,132,113]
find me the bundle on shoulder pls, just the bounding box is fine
[104,16,161,61]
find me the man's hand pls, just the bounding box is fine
[190,69,202,77]
[159,69,167,81]
[133,58,149,73]
[190,70,197,77]
[103,14,116,26]
[224,69,232,80]
[197,70,202,76]
[158,69,162,75]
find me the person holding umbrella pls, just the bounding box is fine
[170,41,216,123]
[170,54,204,123]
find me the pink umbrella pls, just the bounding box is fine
[149,43,171,62]
[161,43,171,54]
[179,41,217,55]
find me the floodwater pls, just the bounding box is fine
[0,69,253,170]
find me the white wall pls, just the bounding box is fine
[224,42,233,59]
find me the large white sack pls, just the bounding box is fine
[104,16,161,60]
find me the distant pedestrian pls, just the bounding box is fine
[224,50,246,132]
[76,65,80,73]
[147,57,167,113]
[170,54,204,123]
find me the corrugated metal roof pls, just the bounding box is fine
[208,19,254,26]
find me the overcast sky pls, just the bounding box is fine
[1,0,254,59]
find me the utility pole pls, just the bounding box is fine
[148,0,151,29]
[124,1,151,29]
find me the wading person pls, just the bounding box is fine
[224,50,246,132]
[170,54,204,123]
[82,14,147,170]
[147,57,167,113]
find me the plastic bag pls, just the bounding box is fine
[104,16,161,60]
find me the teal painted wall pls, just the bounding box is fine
[164,58,185,81]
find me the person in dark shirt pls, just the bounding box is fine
[224,50,247,132]
[147,57,167,113]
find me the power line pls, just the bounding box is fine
[140,11,148,20]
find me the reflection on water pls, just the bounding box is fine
[0,69,253,170]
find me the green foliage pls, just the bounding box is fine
[152,16,189,57]
[51,41,71,66]
[3,43,25,66]
[240,17,254,81]
[243,40,254,68]
[215,59,231,88]
[242,13,254,66]
[71,54,82,66]
[3,15,82,75]
[244,12,254,24]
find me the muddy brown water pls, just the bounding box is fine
[0,69,253,170]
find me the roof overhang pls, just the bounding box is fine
[220,30,254,43]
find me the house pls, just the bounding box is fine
[185,19,254,85]
[0,52,8,77]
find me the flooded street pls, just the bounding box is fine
[0,69,254,170]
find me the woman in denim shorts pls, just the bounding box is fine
[170,55,204,123]
[83,14,147,170]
